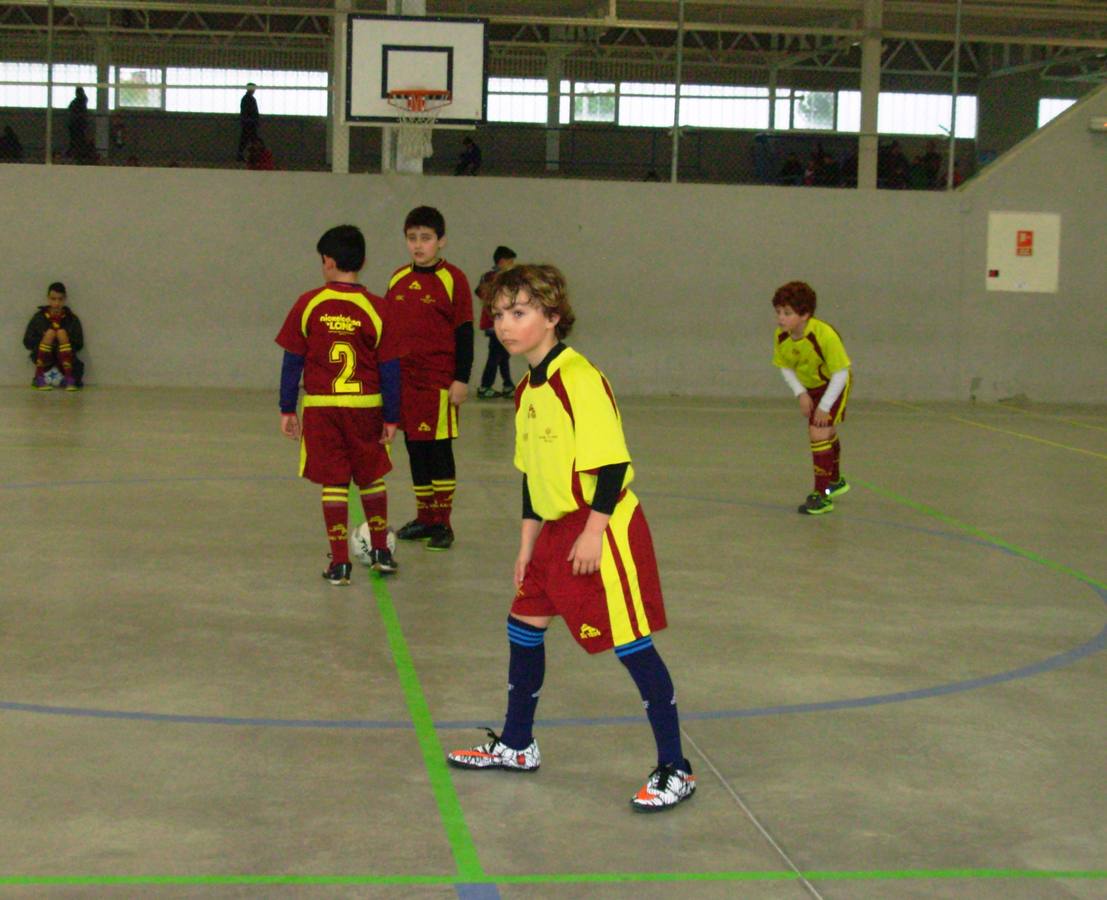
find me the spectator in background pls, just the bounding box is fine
[920,140,942,188]
[67,87,96,163]
[455,136,481,175]
[777,152,803,186]
[877,140,909,189]
[238,82,260,162]
[0,125,23,161]
[246,136,275,170]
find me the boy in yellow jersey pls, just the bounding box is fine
[772,281,852,515]
[447,265,695,813]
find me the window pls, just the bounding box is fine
[680,85,769,129]
[1038,97,1076,127]
[0,62,98,109]
[836,90,976,138]
[572,81,616,123]
[792,90,836,130]
[486,77,547,124]
[617,82,675,127]
[165,68,327,116]
[114,67,162,109]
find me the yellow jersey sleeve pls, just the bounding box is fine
[560,356,631,472]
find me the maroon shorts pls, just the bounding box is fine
[400,386,458,442]
[807,381,849,426]
[300,406,392,486]
[511,494,667,654]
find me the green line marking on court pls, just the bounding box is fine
[855,478,1106,593]
[371,575,485,882]
[1,870,1102,886]
[888,400,1107,460]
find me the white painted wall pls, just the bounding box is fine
[2,87,1104,403]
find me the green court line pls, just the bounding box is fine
[370,575,485,882]
[854,478,1106,592]
[889,400,1107,460]
[1,870,1102,886]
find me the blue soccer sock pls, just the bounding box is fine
[500,616,546,750]
[617,637,686,769]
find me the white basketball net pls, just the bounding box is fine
[388,91,451,161]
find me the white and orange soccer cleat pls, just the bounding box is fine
[630,761,696,812]
[446,729,540,772]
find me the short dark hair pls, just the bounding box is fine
[404,206,446,238]
[772,280,817,316]
[316,225,365,272]
[488,264,575,340]
[493,245,516,264]
[48,281,66,295]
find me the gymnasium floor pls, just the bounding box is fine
[1,386,1104,899]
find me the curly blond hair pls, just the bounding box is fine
[486,264,575,339]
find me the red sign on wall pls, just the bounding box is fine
[1016,230,1034,257]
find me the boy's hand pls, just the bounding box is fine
[567,528,604,576]
[811,408,831,427]
[280,413,301,440]
[514,548,532,588]
[798,392,814,417]
[381,422,397,445]
[448,380,469,407]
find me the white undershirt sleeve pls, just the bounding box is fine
[780,367,806,397]
[817,368,850,412]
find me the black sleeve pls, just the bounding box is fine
[522,475,543,522]
[590,462,629,516]
[66,312,84,352]
[453,320,474,383]
[22,312,43,351]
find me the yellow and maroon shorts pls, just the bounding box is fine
[300,405,392,487]
[400,386,459,442]
[510,492,667,654]
[806,380,849,426]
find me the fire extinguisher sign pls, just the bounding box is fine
[1016,230,1034,257]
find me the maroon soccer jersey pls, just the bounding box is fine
[275,282,399,399]
[384,261,473,391]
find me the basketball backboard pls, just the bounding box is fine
[345,15,487,125]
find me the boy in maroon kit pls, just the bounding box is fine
[276,225,401,585]
[384,206,474,551]
[24,282,84,390]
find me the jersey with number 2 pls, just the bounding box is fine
[275,282,399,400]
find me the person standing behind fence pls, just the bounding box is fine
[237,82,260,162]
[476,246,517,399]
[66,87,95,162]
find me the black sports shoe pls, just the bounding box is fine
[425,525,455,551]
[396,519,434,541]
[797,492,834,515]
[322,561,352,585]
[368,547,398,574]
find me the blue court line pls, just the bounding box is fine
[3,538,1103,731]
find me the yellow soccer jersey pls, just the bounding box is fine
[772,317,851,389]
[514,347,634,521]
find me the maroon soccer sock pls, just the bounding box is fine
[811,440,835,494]
[431,478,456,528]
[412,484,434,524]
[57,342,74,375]
[830,436,842,482]
[321,485,350,564]
[358,480,389,550]
[35,342,52,375]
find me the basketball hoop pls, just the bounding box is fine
[387,89,452,160]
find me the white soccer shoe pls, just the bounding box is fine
[446,729,540,772]
[630,761,696,812]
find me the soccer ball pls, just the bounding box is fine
[349,522,396,565]
[43,367,65,388]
